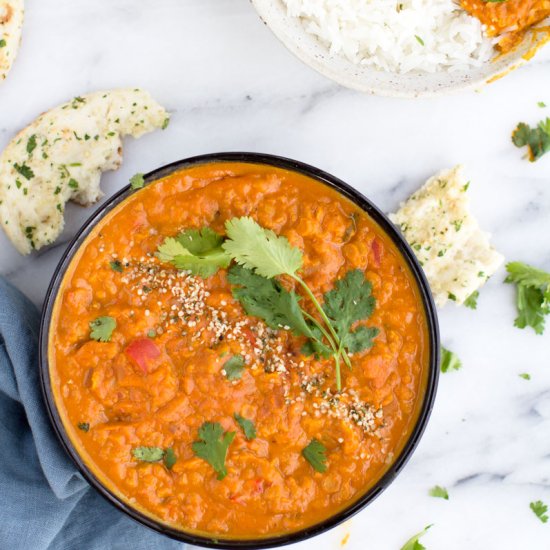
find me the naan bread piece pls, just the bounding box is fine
[390,166,504,307]
[0,0,24,81]
[0,88,169,254]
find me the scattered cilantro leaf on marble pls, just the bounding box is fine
[512,119,550,162]
[400,525,433,550]
[192,422,235,480]
[530,500,549,523]
[519,373,531,380]
[505,262,550,335]
[441,347,461,373]
[428,486,449,500]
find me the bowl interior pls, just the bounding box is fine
[251,0,549,97]
[40,153,440,548]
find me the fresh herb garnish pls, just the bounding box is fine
[0,39,6,48]
[132,446,177,469]
[415,35,425,46]
[157,227,230,278]
[400,525,433,550]
[223,354,245,380]
[14,162,34,180]
[302,439,328,473]
[441,347,461,373]
[162,117,170,130]
[77,422,90,432]
[164,448,177,470]
[234,413,256,440]
[530,500,549,523]
[223,217,378,390]
[192,422,235,480]
[519,373,531,380]
[89,316,116,342]
[464,291,479,310]
[132,446,165,462]
[130,173,145,189]
[27,134,37,155]
[505,262,550,334]
[538,102,547,108]
[512,119,550,162]
[429,485,449,500]
[109,260,124,272]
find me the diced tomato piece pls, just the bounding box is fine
[125,338,161,374]
[371,238,382,268]
[253,478,265,494]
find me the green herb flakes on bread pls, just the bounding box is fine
[0,89,169,254]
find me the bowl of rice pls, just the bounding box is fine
[251,0,550,97]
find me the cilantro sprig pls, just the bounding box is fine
[224,217,378,390]
[157,227,231,278]
[505,262,550,335]
[156,217,379,390]
[429,485,449,500]
[234,413,256,440]
[192,422,235,480]
[512,118,550,162]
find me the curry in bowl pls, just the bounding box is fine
[44,156,438,544]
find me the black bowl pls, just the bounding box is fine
[39,152,440,549]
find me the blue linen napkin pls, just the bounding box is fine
[0,277,185,550]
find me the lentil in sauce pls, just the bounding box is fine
[49,162,429,538]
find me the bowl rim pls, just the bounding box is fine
[249,0,542,98]
[39,152,440,549]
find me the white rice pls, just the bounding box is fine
[282,0,496,73]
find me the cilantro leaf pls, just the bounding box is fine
[228,265,313,338]
[429,485,449,500]
[89,316,116,342]
[223,216,303,278]
[400,525,432,550]
[530,500,549,523]
[192,422,235,480]
[441,347,461,373]
[14,162,34,180]
[223,354,245,380]
[109,260,124,272]
[505,262,550,335]
[156,227,230,278]
[464,291,479,310]
[176,227,224,255]
[77,422,90,432]
[132,446,164,462]
[302,439,327,473]
[234,413,257,440]
[322,270,379,354]
[512,120,550,162]
[130,173,145,189]
[163,448,177,470]
[519,373,531,380]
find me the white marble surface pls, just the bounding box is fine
[1,1,550,549]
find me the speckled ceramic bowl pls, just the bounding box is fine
[251,0,549,98]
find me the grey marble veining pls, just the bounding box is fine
[0,1,549,548]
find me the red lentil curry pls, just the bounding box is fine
[462,0,550,53]
[49,162,430,539]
